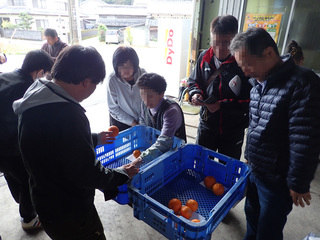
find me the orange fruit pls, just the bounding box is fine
[168,198,182,214]
[191,219,200,222]
[186,199,198,212]
[204,176,216,189]
[133,150,141,158]
[180,206,193,219]
[212,183,225,196]
[108,125,119,137]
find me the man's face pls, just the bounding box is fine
[140,87,164,109]
[46,36,58,46]
[234,47,268,81]
[118,60,135,81]
[211,33,234,60]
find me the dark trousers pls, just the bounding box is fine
[196,121,245,160]
[40,205,106,240]
[1,156,36,222]
[243,174,293,240]
[109,114,131,132]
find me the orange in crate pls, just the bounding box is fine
[186,199,198,212]
[168,198,182,214]
[212,183,225,196]
[180,206,193,219]
[107,125,119,137]
[204,176,216,189]
[191,219,200,223]
[133,150,141,158]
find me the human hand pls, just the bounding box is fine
[131,120,139,127]
[204,101,220,113]
[191,94,204,106]
[289,189,311,207]
[131,157,143,168]
[122,158,143,179]
[98,131,116,145]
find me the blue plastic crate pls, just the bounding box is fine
[128,144,250,240]
[95,125,185,204]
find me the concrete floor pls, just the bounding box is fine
[1,105,320,240]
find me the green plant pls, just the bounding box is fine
[18,12,34,30]
[98,24,107,42]
[1,20,16,29]
[125,27,133,45]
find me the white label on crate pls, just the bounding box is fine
[189,212,206,222]
[126,154,136,162]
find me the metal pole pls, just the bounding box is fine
[68,0,80,45]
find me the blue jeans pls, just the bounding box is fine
[243,174,293,240]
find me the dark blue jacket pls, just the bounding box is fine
[245,55,320,193]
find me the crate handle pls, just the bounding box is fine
[208,155,227,166]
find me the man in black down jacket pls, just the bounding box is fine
[188,15,251,160]
[13,46,141,240]
[230,27,320,240]
[0,50,53,230]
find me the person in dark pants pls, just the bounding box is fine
[137,73,186,163]
[187,15,251,160]
[0,50,53,230]
[106,46,146,132]
[230,27,320,240]
[13,45,141,240]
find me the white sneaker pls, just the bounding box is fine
[21,216,42,230]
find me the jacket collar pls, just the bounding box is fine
[266,54,296,86]
[203,47,236,65]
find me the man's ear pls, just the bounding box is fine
[263,46,274,58]
[81,78,91,88]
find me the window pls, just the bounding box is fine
[241,0,294,54]
[35,19,49,30]
[286,0,320,73]
[33,0,46,8]
[56,1,68,11]
[11,0,26,6]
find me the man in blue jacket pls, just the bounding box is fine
[230,27,320,240]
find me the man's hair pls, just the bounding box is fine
[51,45,106,84]
[286,40,304,62]
[21,50,54,73]
[136,73,167,94]
[211,15,238,35]
[112,46,139,77]
[229,27,279,57]
[44,28,58,38]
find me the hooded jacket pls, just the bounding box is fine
[13,79,129,221]
[106,68,146,125]
[188,47,252,134]
[245,55,320,193]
